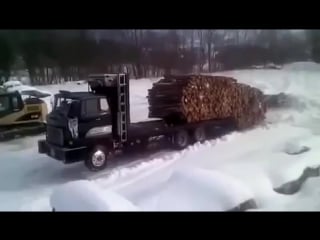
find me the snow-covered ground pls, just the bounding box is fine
[2,62,320,211]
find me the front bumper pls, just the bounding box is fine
[38,140,88,164]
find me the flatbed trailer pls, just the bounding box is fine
[127,118,235,141]
[38,74,237,171]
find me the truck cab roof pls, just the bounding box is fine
[55,91,104,100]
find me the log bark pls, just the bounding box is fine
[148,75,266,130]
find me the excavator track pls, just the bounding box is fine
[0,123,46,142]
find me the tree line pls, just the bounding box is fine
[0,30,317,85]
[0,30,196,85]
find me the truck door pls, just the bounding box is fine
[80,97,112,138]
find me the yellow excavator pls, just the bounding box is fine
[0,90,49,141]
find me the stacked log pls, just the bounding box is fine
[147,75,266,130]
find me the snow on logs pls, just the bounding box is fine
[147,75,267,130]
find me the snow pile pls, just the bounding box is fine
[251,63,282,70]
[259,177,320,211]
[282,142,310,155]
[51,180,139,211]
[284,178,320,211]
[283,61,320,71]
[3,80,23,89]
[6,84,51,96]
[124,167,254,211]
[51,168,254,212]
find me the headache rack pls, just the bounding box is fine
[87,73,130,143]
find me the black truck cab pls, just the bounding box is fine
[46,91,113,144]
[38,74,131,170]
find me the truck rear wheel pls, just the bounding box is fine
[86,145,110,171]
[172,129,190,150]
[193,126,206,143]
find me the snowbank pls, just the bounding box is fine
[283,61,320,71]
[6,84,51,96]
[251,63,282,70]
[50,180,139,211]
[3,80,22,89]
[51,168,255,212]
[129,167,254,211]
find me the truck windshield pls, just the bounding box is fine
[55,97,73,108]
[54,97,80,117]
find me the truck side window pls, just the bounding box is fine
[85,99,99,117]
[99,98,109,112]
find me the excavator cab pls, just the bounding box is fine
[0,91,48,141]
[0,91,24,119]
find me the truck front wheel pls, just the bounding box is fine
[86,146,110,171]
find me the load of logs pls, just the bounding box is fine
[147,75,267,130]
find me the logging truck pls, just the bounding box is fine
[38,73,237,171]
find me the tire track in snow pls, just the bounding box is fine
[90,136,237,196]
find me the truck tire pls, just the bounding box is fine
[85,145,110,171]
[193,126,206,143]
[172,129,189,150]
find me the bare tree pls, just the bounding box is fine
[204,30,222,72]
[196,30,206,72]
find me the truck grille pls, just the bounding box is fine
[47,126,64,146]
